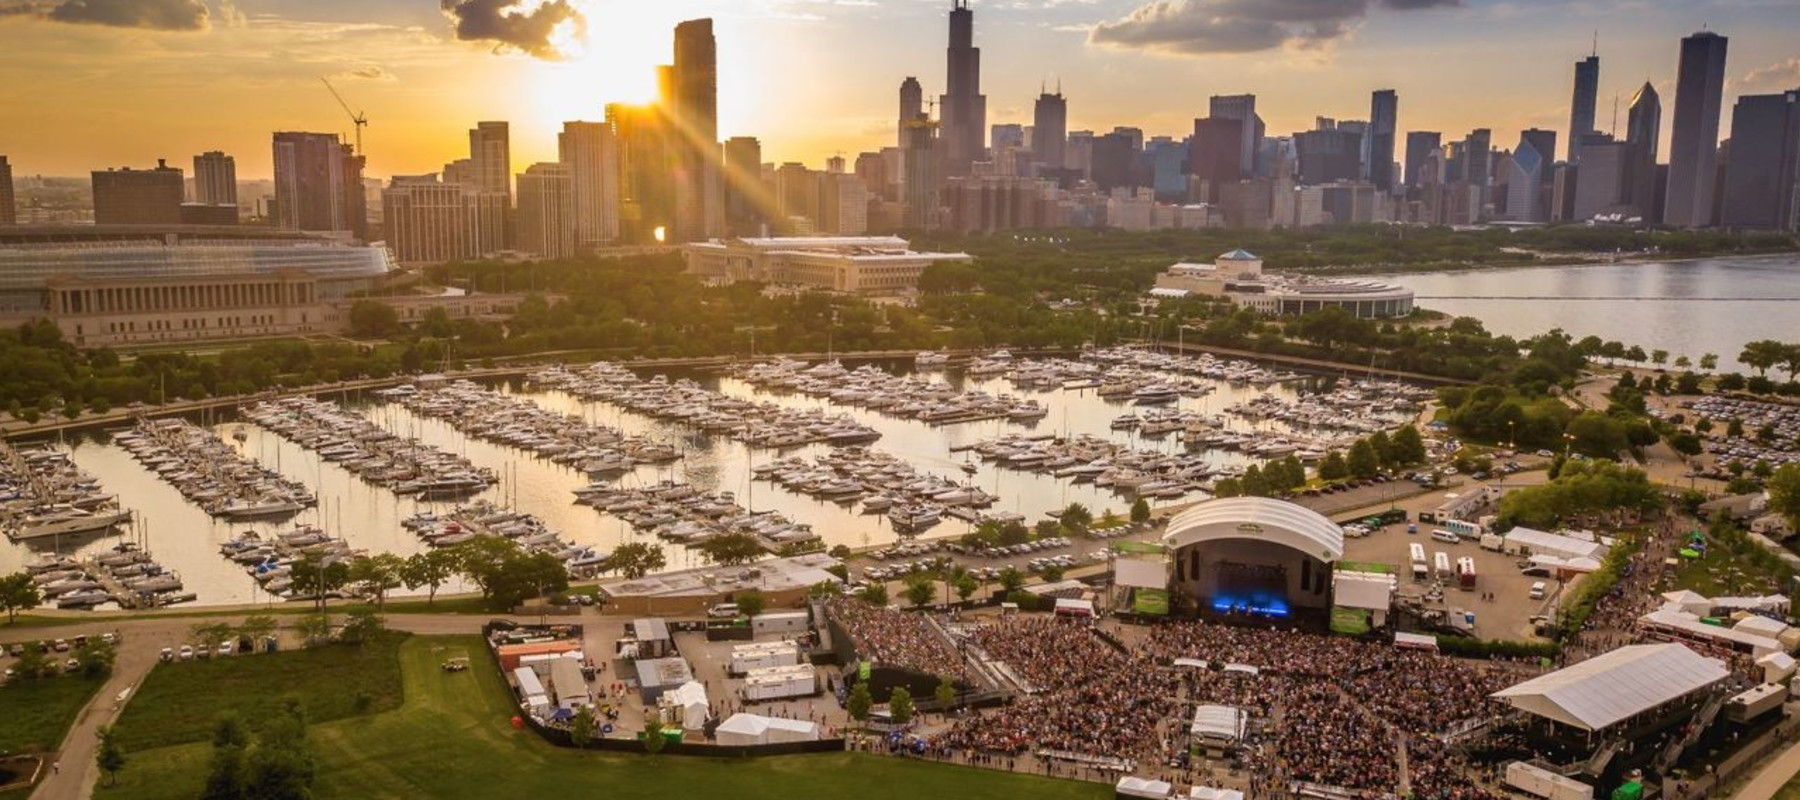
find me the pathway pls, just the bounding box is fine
[1733,738,1800,800]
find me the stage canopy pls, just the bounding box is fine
[1333,571,1397,611]
[1162,497,1345,562]
[1115,559,1167,590]
[1492,643,1729,732]
[1190,704,1247,743]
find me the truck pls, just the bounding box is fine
[1434,551,1452,581]
[1478,533,1505,552]
[1456,557,1477,590]
[1503,761,1594,800]
[1409,543,1428,581]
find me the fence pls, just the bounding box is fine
[1659,714,1800,800]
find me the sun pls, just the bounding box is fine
[528,2,672,127]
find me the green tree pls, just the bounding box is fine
[860,583,889,607]
[1130,497,1152,524]
[954,573,979,602]
[75,639,116,677]
[997,565,1025,593]
[888,687,915,725]
[1347,439,1380,478]
[1651,349,1668,366]
[1700,353,1719,371]
[203,714,250,800]
[292,613,332,647]
[734,590,767,618]
[935,675,957,710]
[807,580,843,599]
[642,720,667,754]
[0,571,42,623]
[608,541,667,580]
[1318,451,1349,481]
[96,725,126,787]
[346,299,400,338]
[1369,430,1394,467]
[338,607,387,644]
[904,576,936,609]
[1391,424,1428,464]
[695,532,765,567]
[398,550,458,607]
[244,699,316,800]
[846,682,873,725]
[1058,502,1093,531]
[237,614,278,651]
[1040,564,1066,582]
[1667,431,1703,458]
[570,705,595,750]
[1740,340,1784,377]
[350,553,406,609]
[1727,418,1746,438]
[1768,464,1800,532]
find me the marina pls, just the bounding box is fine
[0,349,1431,607]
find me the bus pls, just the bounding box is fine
[1455,557,1477,590]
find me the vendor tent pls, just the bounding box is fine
[1491,644,1728,732]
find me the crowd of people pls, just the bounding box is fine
[825,598,964,679]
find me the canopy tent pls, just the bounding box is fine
[1756,651,1796,684]
[1189,705,1247,744]
[1116,776,1174,799]
[714,713,821,746]
[1640,606,1785,655]
[659,680,710,731]
[1333,571,1397,611]
[1660,590,1711,615]
[1502,527,1607,561]
[1188,789,1246,800]
[1492,643,1729,732]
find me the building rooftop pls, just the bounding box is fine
[599,553,843,599]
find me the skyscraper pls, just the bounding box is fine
[939,1,986,178]
[1719,89,1800,230]
[899,77,923,151]
[272,132,366,239]
[901,113,940,229]
[0,155,12,225]
[1573,135,1628,220]
[381,175,506,264]
[1568,52,1600,162]
[516,163,576,259]
[1506,130,1556,221]
[92,160,184,225]
[671,18,721,242]
[1461,129,1493,186]
[1624,82,1662,221]
[1404,131,1441,188]
[1367,90,1398,190]
[1208,94,1262,177]
[1189,117,1243,200]
[607,101,672,243]
[991,124,1025,152]
[193,151,237,207]
[723,136,766,234]
[558,121,620,249]
[468,122,512,202]
[1664,31,1729,228]
[1033,88,1067,171]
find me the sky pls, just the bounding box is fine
[1,0,1797,180]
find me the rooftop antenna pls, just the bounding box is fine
[1611,94,1619,136]
[1592,30,1598,57]
[320,77,369,156]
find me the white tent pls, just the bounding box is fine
[1189,705,1246,744]
[1757,651,1796,684]
[1491,643,1729,732]
[1115,559,1167,589]
[1640,606,1785,656]
[764,716,821,743]
[1660,589,1710,615]
[660,681,710,731]
[1116,776,1173,799]
[1334,571,1396,611]
[1188,788,1246,800]
[1503,527,1607,561]
[715,713,770,746]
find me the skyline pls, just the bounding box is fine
[0,1,1798,180]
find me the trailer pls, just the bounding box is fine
[1409,543,1428,582]
[1456,557,1477,590]
[1503,761,1594,800]
[741,663,817,702]
[1444,518,1484,539]
[1478,533,1505,552]
[1434,551,1452,581]
[1726,683,1786,723]
[729,641,801,675]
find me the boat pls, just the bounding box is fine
[10,506,132,540]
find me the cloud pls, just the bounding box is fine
[1731,57,1800,93]
[338,64,397,82]
[439,0,584,60]
[1088,0,1459,56]
[0,0,210,29]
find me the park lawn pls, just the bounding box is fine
[1777,775,1800,800]
[0,673,106,753]
[99,635,1109,800]
[107,633,407,752]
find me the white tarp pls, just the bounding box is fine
[1116,776,1173,798]
[1189,789,1246,800]
[1189,704,1246,743]
[715,713,770,746]
[1503,527,1607,561]
[1491,643,1729,732]
[1333,571,1396,611]
[1756,651,1796,684]
[1115,559,1167,590]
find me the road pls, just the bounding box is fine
[1734,738,1800,800]
[14,610,513,800]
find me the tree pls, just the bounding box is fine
[640,719,668,754]
[338,607,386,644]
[1040,564,1066,582]
[608,541,667,580]
[1058,502,1093,532]
[954,574,979,602]
[735,590,767,619]
[237,614,278,651]
[846,682,873,724]
[1347,439,1380,479]
[904,576,936,609]
[860,583,889,607]
[75,640,116,678]
[399,550,458,607]
[350,553,406,609]
[1674,355,1691,369]
[888,687,915,725]
[1740,340,1785,377]
[935,675,957,710]
[807,580,843,599]
[1391,424,1428,465]
[1130,497,1152,524]
[1727,418,1746,439]
[245,698,315,800]
[288,553,351,606]
[1700,353,1719,372]
[1369,430,1394,467]
[203,714,250,800]
[997,565,1025,593]
[1651,349,1668,366]
[96,725,126,787]
[346,300,400,338]
[1667,430,1703,458]
[570,705,595,750]
[1318,451,1349,481]
[292,613,333,647]
[1769,464,1800,532]
[0,571,42,623]
[695,533,765,567]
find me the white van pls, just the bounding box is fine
[1529,581,1547,600]
[1430,529,1460,545]
[707,602,741,619]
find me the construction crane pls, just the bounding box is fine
[320,77,368,156]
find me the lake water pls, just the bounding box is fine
[1378,254,1800,373]
[2,360,1347,606]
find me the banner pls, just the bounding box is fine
[1111,541,1165,555]
[1133,589,1170,616]
[858,660,871,680]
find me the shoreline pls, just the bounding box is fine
[1329,247,1800,278]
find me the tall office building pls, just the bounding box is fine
[1295,125,1362,185]
[899,77,923,151]
[381,175,507,264]
[1461,129,1493,186]
[1573,135,1628,220]
[901,113,940,229]
[193,151,237,206]
[272,132,366,240]
[558,122,620,249]
[1404,131,1441,188]
[516,163,577,259]
[1367,90,1398,190]
[723,136,766,234]
[1505,131,1554,221]
[0,155,12,225]
[1209,94,1263,177]
[939,0,987,178]
[671,18,721,242]
[1189,117,1243,200]
[1568,53,1600,162]
[1521,129,1558,179]
[1719,89,1800,230]
[92,160,185,225]
[991,124,1025,151]
[1033,88,1067,171]
[468,122,512,201]
[1624,82,1663,221]
[1664,31,1729,228]
[822,173,870,235]
[607,102,673,243]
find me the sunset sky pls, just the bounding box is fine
[1,0,1797,180]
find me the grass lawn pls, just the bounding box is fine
[99,635,1108,800]
[0,673,106,753]
[108,634,407,752]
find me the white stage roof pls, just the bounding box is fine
[1334,571,1396,611]
[1491,643,1729,732]
[1190,704,1247,741]
[1163,497,1344,562]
